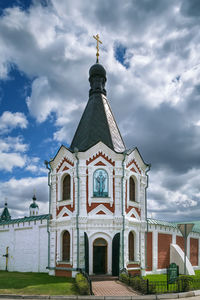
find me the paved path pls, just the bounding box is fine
[92,279,138,296]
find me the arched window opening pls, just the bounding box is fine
[129,177,135,202]
[62,231,70,261]
[93,238,107,246]
[93,169,108,197]
[129,231,134,261]
[63,174,71,200]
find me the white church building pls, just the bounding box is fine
[1,57,200,277]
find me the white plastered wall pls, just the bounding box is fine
[0,220,48,272]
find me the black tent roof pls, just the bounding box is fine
[70,63,125,153]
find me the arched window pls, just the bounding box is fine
[62,231,70,261]
[63,174,70,200]
[129,177,135,202]
[93,169,108,197]
[129,231,134,261]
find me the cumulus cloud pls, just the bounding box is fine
[0,176,48,218]
[0,152,26,172]
[0,111,28,134]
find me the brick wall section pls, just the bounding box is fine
[146,232,152,271]
[55,264,72,277]
[176,236,184,252]
[128,270,141,276]
[190,238,198,266]
[158,233,172,269]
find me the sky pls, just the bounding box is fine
[0,0,200,221]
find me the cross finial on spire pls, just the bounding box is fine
[93,34,102,63]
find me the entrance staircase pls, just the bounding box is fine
[90,275,118,281]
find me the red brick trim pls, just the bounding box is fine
[86,151,115,166]
[95,161,106,166]
[87,203,114,213]
[55,264,72,277]
[127,263,140,268]
[128,270,141,276]
[63,166,69,171]
[130,167,137,173]
[96,210,106,215]
[127,159,141,174]
[56,157,74,173]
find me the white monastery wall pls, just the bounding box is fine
[0,219,48,273]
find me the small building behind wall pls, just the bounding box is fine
[146,219,200,275]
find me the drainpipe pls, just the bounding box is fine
[44,160,52,269]
[145,163,151,270]
[121,151,127,270]
[74,148,80,270]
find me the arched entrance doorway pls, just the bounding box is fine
[93,238,107,274]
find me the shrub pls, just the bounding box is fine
[119,273,151,294]
[119,273,130,285]
[177,275,193,292]
[75,273,90,295]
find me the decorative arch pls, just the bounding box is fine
[89,232,112,275]
[129,176,136,202]
[62,230,70,261]
[129,231,135,261]
[62,174,71,200]
[93,169,108,197]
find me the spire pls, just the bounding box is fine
[1,199,11,221]
[70,40,126,153]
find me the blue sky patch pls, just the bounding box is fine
[114,43,130,69]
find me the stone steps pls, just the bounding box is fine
[90,275,118,281]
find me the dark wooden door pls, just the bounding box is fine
[84,232,89,274]
[112,232,120,275]
[93,246,106,274]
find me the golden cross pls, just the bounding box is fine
[93,34,102,63]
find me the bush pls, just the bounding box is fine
[119,273,130,285]
[75,273,90,295]
[177,275,193,292]
[119,273,152,294]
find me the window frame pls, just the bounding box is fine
[62,230,70,262]
[62,174,71,201]
[93,168,109,198]
[128,231,135,262]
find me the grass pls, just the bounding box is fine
[0,271,78,295]
[143,270,200,282]
[143,274,167,282]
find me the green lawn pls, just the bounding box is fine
[143,270,200,282]
[143,274,167,281]
[0,271,78,295]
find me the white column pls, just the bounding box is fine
[153,230,158,272]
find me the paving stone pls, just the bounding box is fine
[157,293,178,299]
[131,296,155,300]
[194,290,200,296]
[0,296,23,299]
[50,297,77,300]
[177,291,195,298]
[105,296,132,300]
[92,280,138,297]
